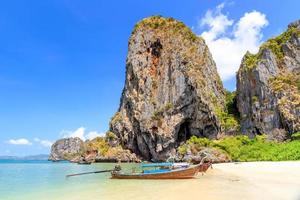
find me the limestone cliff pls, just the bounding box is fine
[110,16,225,161]
[49,135,140,163]
[48,137,85,161]
[237,20,300,140]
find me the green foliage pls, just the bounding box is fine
[63,153,82,160]
[215,106,238,131]
[224,117,239,131]
[225,90,239,117]
[111,112,122,125]
[243,25,300,70]
[187,136,212,147]
[180,135,300,161]
[86,137,110,156]
[291,132,300,140]
[177,144,188,155]
[106,131,117,140]
[243,51,259,70]
[270,73,300,91]
[215,90,240,131]
[84,137,132,159]
[165,102,173,111]
[178,136,214,156]
[133,16,199,42]
[273,25,300,44]
[252,95,259,103]
[261,38,284,60]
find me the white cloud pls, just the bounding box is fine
[201,3,233,42]
[85,131,103,140]
[200,3,268,81]
[34,138,53,147]
[7,138,32,145]
[61,127,104,141]
[61,127,86,140]
[40,140,53,147]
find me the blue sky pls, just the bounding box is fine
[0,0,299,156]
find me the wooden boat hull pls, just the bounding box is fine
[111,163,211,179]
[199,162,211,173]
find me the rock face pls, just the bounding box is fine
[176,147,231,164]
[110,16,225,161]
[237,20,300,139]
[83,137,141,163]
[49,135,140,163]
[93,149,141,163]
[48,137,84,161]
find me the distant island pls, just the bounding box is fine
[0,154,49,160]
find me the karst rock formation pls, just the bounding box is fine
[237,20,300,140]
[110,16,225,161]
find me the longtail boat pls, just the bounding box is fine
[111,161,211,179]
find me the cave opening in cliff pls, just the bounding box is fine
[177,121,192,145]
[254,127,262,135]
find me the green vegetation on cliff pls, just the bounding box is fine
[292,132,300,140]
[133,16,199,42]
[110,112,122,126]
[269,72,300,130]
[270,72,300,91]
[179,135,300,161]
[261,24,300,61]
[243,51,259,70]
[84,136,138,161]
[215,90,240,132]
[106,131,118,140]
[85,137,110,155]
[242,24,300,70]
[151,102,174,120]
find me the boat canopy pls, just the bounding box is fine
[173,163,189,167]
[141,162,173,168]
[143,169,171,174]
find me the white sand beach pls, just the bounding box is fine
[102,161,300,200]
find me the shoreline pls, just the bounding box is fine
[2,161,300,200]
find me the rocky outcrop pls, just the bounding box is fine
[176,147,231,164]
[84,136,141,163]
[49,136,140,163]
[110,16,225,161]
[93,148,141,163]
[48,137,85,161]
[237,20,300,139]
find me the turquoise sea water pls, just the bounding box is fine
[0,160,186,200]
[0,160,138,200]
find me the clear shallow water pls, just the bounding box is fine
[0,160,184,200]
[0,160,142,200]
